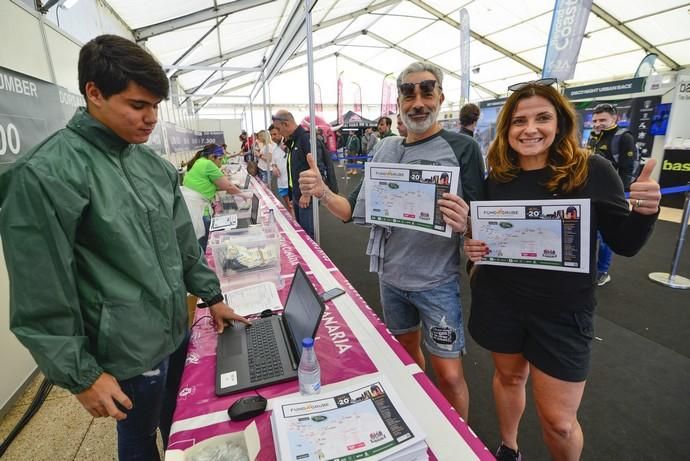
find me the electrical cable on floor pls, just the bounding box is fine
[0,378,53,457]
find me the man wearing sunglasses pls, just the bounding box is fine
[298,62,484,420]
[587,103,638,287]
[272,109,316,239]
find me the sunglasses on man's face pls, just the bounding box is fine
[507,77,558,92]
[398,79,440,98]
[272,115,288,122]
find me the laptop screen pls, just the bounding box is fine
[283,266,325,358]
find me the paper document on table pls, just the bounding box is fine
[209,214,237,231]
[271,373,428,461]
[470,199,591,273]
[223,281,282,317]
[364,162,460,238]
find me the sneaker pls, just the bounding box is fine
[597,272,611,286]
[495,443,522,461]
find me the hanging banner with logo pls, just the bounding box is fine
[542,0,593,80]
[0,67,68,174]
[0,66,224,174]
[573,96,661,158]
[459,8,470,104]
[659,149,690,209]
[665,73,690,149]
[564,77,646,99]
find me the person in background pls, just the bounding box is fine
[346,130,361,175]
[0,34,249,461]
[397,113,408,137]
[298,61,485,421]
[459,102,480,137]
[272,109,316,239]
[254,129,272,183]
[464,81,660,461]
[587,103,637,286]
[270,124,293,215]
[377,115,394,139]
[182,143,242,250]
[363,126,379,155]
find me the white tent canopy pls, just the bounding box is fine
[101,0,689,123]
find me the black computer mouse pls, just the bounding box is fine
[227,395,267,421]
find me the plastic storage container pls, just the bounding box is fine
[208,228,282,290]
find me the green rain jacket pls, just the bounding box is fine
[0,108,222,394]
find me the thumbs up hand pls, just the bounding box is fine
[629,159,661,215]
[299,153,326,200]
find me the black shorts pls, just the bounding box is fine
[468,288,594,382]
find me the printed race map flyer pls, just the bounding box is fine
[271,374,427,461]
[470,199,591,273]
[364,162,460,238]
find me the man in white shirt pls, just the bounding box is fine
[269,124,293,215]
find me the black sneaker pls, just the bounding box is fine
[495,443,522,461]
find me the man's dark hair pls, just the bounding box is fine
[592,103,617,115]
[78,34,169,100]
[460,103,480,126]
[379,116,392,128]
[268,124,276,131]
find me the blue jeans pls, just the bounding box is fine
[295,199,315,239]
[257,168,268,183]
[597,231,612,274]
[116,334,189,461]
[379,276,466,358]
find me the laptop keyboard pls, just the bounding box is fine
[246,319,284,382]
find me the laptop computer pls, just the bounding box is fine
[215,265,326,396]
[235,194,260,229]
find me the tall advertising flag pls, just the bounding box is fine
[352,82,362,114]
[542,0,592,81]
[459,8,470,104]
[380,73,397,117]
[337,72,344,124]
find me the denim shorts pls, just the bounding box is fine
[380,276,466,358]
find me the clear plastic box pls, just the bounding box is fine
[208,228,282,290]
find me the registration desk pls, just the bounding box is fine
[166,175,492,461]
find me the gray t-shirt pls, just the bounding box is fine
[379,130,485,291]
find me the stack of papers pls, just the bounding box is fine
[223,281,282,317]
[271,374,428,461]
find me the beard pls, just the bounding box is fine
[401,105,440,135]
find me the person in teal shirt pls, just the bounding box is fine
[182,144,242,249]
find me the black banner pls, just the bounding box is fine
[659,149,690,209]
[564,77,646,99]
[574,95,661,158]
[0,66,227,173]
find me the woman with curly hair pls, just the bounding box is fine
[464,81,661,461]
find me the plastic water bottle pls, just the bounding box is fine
[298,338,321,395]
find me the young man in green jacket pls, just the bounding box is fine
[0,35,249,460]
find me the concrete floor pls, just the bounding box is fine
[0,373,162,460]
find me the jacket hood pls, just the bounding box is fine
[67,107,130,154]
